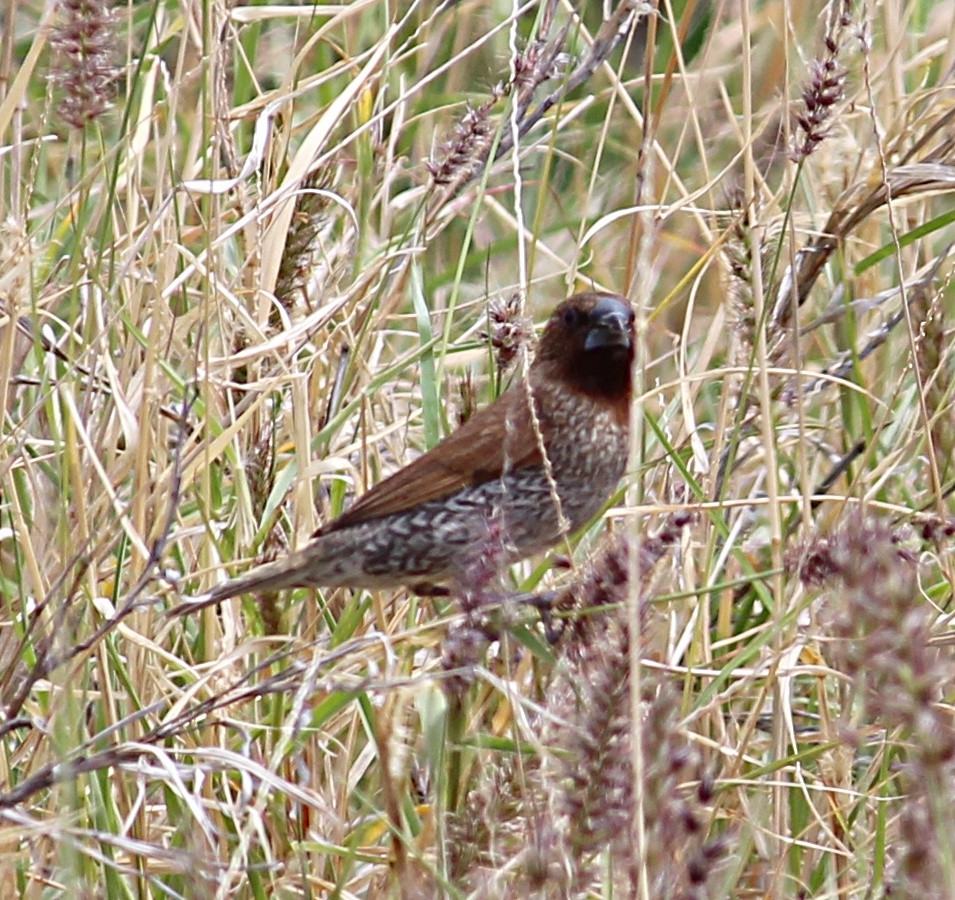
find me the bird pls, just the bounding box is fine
[172,292,634,614]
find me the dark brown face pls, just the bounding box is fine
[535,292,635,401]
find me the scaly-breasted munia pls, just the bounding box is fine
[175,292,634,611]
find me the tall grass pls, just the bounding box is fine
[1,0,954,895]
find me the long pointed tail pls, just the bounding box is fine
[167,551,313,617]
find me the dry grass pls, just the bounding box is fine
[2,0,955,896]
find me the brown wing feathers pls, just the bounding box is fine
[320,384,546,533]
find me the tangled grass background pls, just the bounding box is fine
[1,0,955,895]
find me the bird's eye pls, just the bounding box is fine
[561,307,580,328]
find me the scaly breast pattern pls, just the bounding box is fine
[310,390,629,588]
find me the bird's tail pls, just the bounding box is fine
[168,551,311,618]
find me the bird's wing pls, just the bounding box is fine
[319,385,547,533]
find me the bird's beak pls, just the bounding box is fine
[583,298,633,351]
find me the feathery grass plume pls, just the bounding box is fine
[912,266,955,481]
[719,188,758,368]
[556,515,693,655]
[447,756,531,889]
[439,618,491,699]
[48,0,119,129]
[439,516,513,697]
[425,0,582,207]
[795,516,955,896]
[243,415,277,525]
[540,517,724,895]
[274,169,348,315]
[246,420,288,633]
[425,2,563,194]
[550,623,724,896]
[507,4,571,112]
[789,1,854,163]
[426,93,502,199]
[484,292,534,374]
[443,518,701,895]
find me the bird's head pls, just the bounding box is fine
[533,292,635,403]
